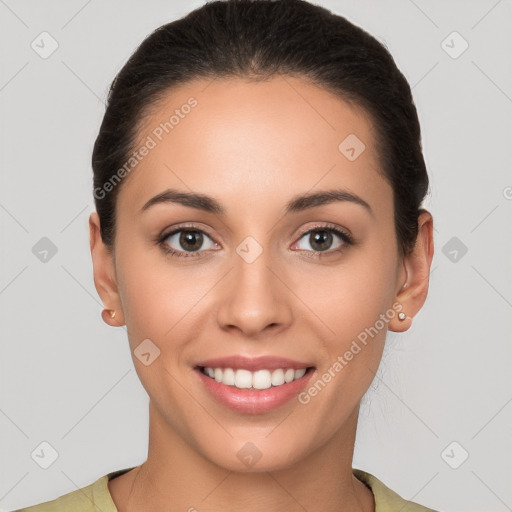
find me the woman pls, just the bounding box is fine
[17,0,437,510]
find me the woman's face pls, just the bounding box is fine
[95,75,414,471]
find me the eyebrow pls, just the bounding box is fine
[140,188,373,217]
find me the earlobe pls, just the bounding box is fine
[101,308,124,327]
[89,212,125,327]
[389,211,434,333]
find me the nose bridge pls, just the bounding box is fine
[216,234,292,336]
[235,238,274,296]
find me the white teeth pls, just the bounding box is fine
[202,366,308,390]
[234,369,252,389]
[271,369,285,386]
[284,368,295,383]
[295,368,306,379]
[222,367,235,386]
[253,370,272,390]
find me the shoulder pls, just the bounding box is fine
[353,468,440,512]
[12,468,135,512]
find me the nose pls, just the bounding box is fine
[216,246,293,338]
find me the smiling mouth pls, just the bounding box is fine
[198,366,315,390]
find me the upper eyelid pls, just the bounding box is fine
[296,223,350,237]
[162,225,215,243]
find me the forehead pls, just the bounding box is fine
[117,75,391,217]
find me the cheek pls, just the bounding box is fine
[115,242,186,343]
[310,245,398,336]
[295,249,398,427]
[306,240,399,394]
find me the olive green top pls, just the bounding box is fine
[14,467,439,511]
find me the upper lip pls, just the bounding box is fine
[195,355,314,371]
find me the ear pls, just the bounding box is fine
[89,212,125,327]
[389,210,434,332]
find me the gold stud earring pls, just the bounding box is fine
[102,309,116,320]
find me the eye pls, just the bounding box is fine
[159,227,218,257]
[292,224,353,255]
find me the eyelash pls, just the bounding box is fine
[157,223,354,259]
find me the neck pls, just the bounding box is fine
[114,402,374,512]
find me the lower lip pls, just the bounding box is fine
[195,368,315,414]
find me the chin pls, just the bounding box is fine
[198,435,309,473]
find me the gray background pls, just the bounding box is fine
[1,0,511,510]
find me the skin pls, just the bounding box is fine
[89,75,434,512]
